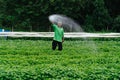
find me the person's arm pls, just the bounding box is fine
[51,23,58,31]
[62,37,64,43]
[51,22,55,30]
[62,30,64,43]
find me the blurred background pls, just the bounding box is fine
[0,0,119,32]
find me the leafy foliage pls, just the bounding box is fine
[112,15,120,32]
[0,39,120,79]
[0,0,119,32]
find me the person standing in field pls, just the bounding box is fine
[51,21,64,51]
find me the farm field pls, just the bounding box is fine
[0,39,120,79]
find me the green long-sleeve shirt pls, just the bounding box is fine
[52,24,64,42]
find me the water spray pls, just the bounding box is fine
[49,14,83,32]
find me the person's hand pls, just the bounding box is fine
[51,21,54,24]
[62,39,64,43]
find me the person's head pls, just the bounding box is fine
[57,21,62,27]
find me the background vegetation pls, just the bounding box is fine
[0,0,120,32]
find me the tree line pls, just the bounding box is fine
[0,0,120,32]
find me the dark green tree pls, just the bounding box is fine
[104,0,120,17]
[0,0,119,32]
[84,0,112,32]
[93,0,112,32]
[112,15,120,32]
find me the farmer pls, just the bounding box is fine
[51,21,64,51]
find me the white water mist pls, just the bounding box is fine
[49,14,83,32]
